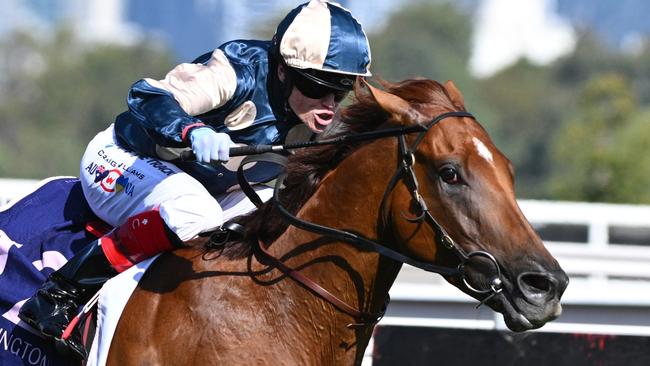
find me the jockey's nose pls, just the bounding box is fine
[517,269,569,306]
[321,93,336,108]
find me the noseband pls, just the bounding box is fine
[257,111,504,325]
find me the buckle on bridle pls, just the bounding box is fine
[441,234,455,250]
[404,151,415,166]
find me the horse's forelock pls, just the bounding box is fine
[385,78,460,113]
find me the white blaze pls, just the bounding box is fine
[473,137,494,164]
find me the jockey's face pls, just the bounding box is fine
[278,65,349,134]
[289,86,345,133]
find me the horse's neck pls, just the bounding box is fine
[269,141,402,334]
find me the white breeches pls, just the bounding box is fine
[79,124,272,241]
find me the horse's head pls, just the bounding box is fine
[363,79,568,332]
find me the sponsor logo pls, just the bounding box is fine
[85,163,108,183]
[114,174,135,195]
[124,166,145,180]
[0,327,49,365]
[99,169,122,193]
[143,157,175,177]
[85,162,135,196]
[1,232,53,365]
[131,218,148,230]
[97,149,121,168]
[95,150,145,180]
[99,170,135,196]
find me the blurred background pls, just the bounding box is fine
[1,1,650,364]
[2,0,650,204]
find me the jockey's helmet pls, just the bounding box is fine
[272,0,371,95]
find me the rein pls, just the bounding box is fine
[249,111,504,326]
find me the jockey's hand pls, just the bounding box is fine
[189,127,234,163]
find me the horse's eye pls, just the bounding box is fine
[439,166,460,184]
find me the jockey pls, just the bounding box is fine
[18,0,371,359]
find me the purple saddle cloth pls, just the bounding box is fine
[0,177,98,365]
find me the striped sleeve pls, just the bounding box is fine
[145,49,238,116]
[125,49,239,145]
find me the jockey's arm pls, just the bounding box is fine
[125,49,239,147]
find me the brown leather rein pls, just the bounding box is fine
[255,239,375,327]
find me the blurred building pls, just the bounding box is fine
[124,0,417,61]
[4,0,139,44]
[3,1,650,70]
[470,0,576,77]
[125,0,296,60]
[3,0,412,61]
[557,0,650,52]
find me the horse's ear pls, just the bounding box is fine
[362,79,422,124]
[444,80,465,109]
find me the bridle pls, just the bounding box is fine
[385,111,504,306]
[253,111,505,326]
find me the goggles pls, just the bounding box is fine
[290,68,355,102]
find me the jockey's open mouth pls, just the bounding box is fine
[315,111,335,128]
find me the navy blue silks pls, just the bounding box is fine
[112,1,371,196]
[114,40,293,195]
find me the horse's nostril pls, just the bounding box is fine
[519,273,552,293]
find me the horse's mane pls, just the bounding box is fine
[219,78,459,258]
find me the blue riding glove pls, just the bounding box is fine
[189,127,234,163]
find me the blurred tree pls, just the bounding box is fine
[552,30,621,88]
[368,2,472,83]
[0,27,174,179]
[475,29,650,200]
[548,73,650,203]
[611,109,650,203]
[364,1,495,157]
[627,38,650,105]
[475,60,573,198]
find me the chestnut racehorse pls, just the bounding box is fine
[107,79,568,365]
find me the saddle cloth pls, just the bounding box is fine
[86,256,157,365]
[0,177,154,366]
